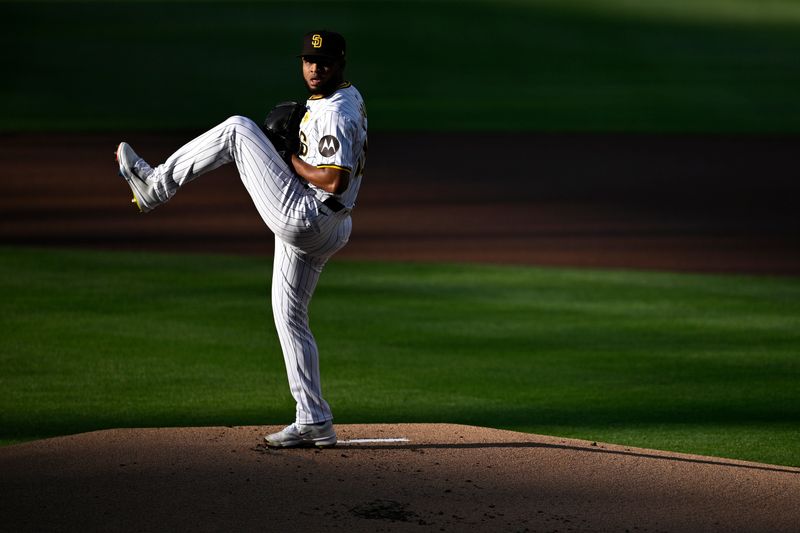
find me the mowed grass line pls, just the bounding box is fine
[1,247,798,466]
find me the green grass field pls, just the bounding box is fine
[2,247,798,466]
[3,0,800,133]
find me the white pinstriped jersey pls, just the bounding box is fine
[299,82,368,209]
[135,80,367,427]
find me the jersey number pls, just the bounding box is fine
[299,131,308,157]
[354,139,368,178]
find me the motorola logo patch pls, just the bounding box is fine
[318,135,340,157]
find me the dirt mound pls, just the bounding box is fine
[1,424,798,532]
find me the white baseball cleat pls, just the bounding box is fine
[115,142,160,213]
[265,421,337,448]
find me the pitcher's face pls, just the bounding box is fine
[302,56,343,95]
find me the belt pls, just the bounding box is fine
[321,196,346,213]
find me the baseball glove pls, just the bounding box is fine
[262,101,306,164]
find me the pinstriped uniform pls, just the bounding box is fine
[146,83,367,424]
[299,82,368,211]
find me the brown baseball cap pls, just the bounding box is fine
[299,30,346,59]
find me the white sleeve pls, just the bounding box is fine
[312,111,358,172]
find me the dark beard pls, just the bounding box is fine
[304,75,343,97]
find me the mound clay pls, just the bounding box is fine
[1,424,798,532]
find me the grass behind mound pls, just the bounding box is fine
[3,0,800,133]
[1,247,798,466]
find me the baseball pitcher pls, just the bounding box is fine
[115,30,367,448]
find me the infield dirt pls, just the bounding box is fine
[2,424,799,532]
[1,131,799,275]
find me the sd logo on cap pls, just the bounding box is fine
[299,30,346,59]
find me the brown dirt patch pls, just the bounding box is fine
[1,131,799,275]
[1,424,798,532]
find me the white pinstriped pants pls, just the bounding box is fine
[149,115,352,424]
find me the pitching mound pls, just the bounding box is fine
[1,424,798,532]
